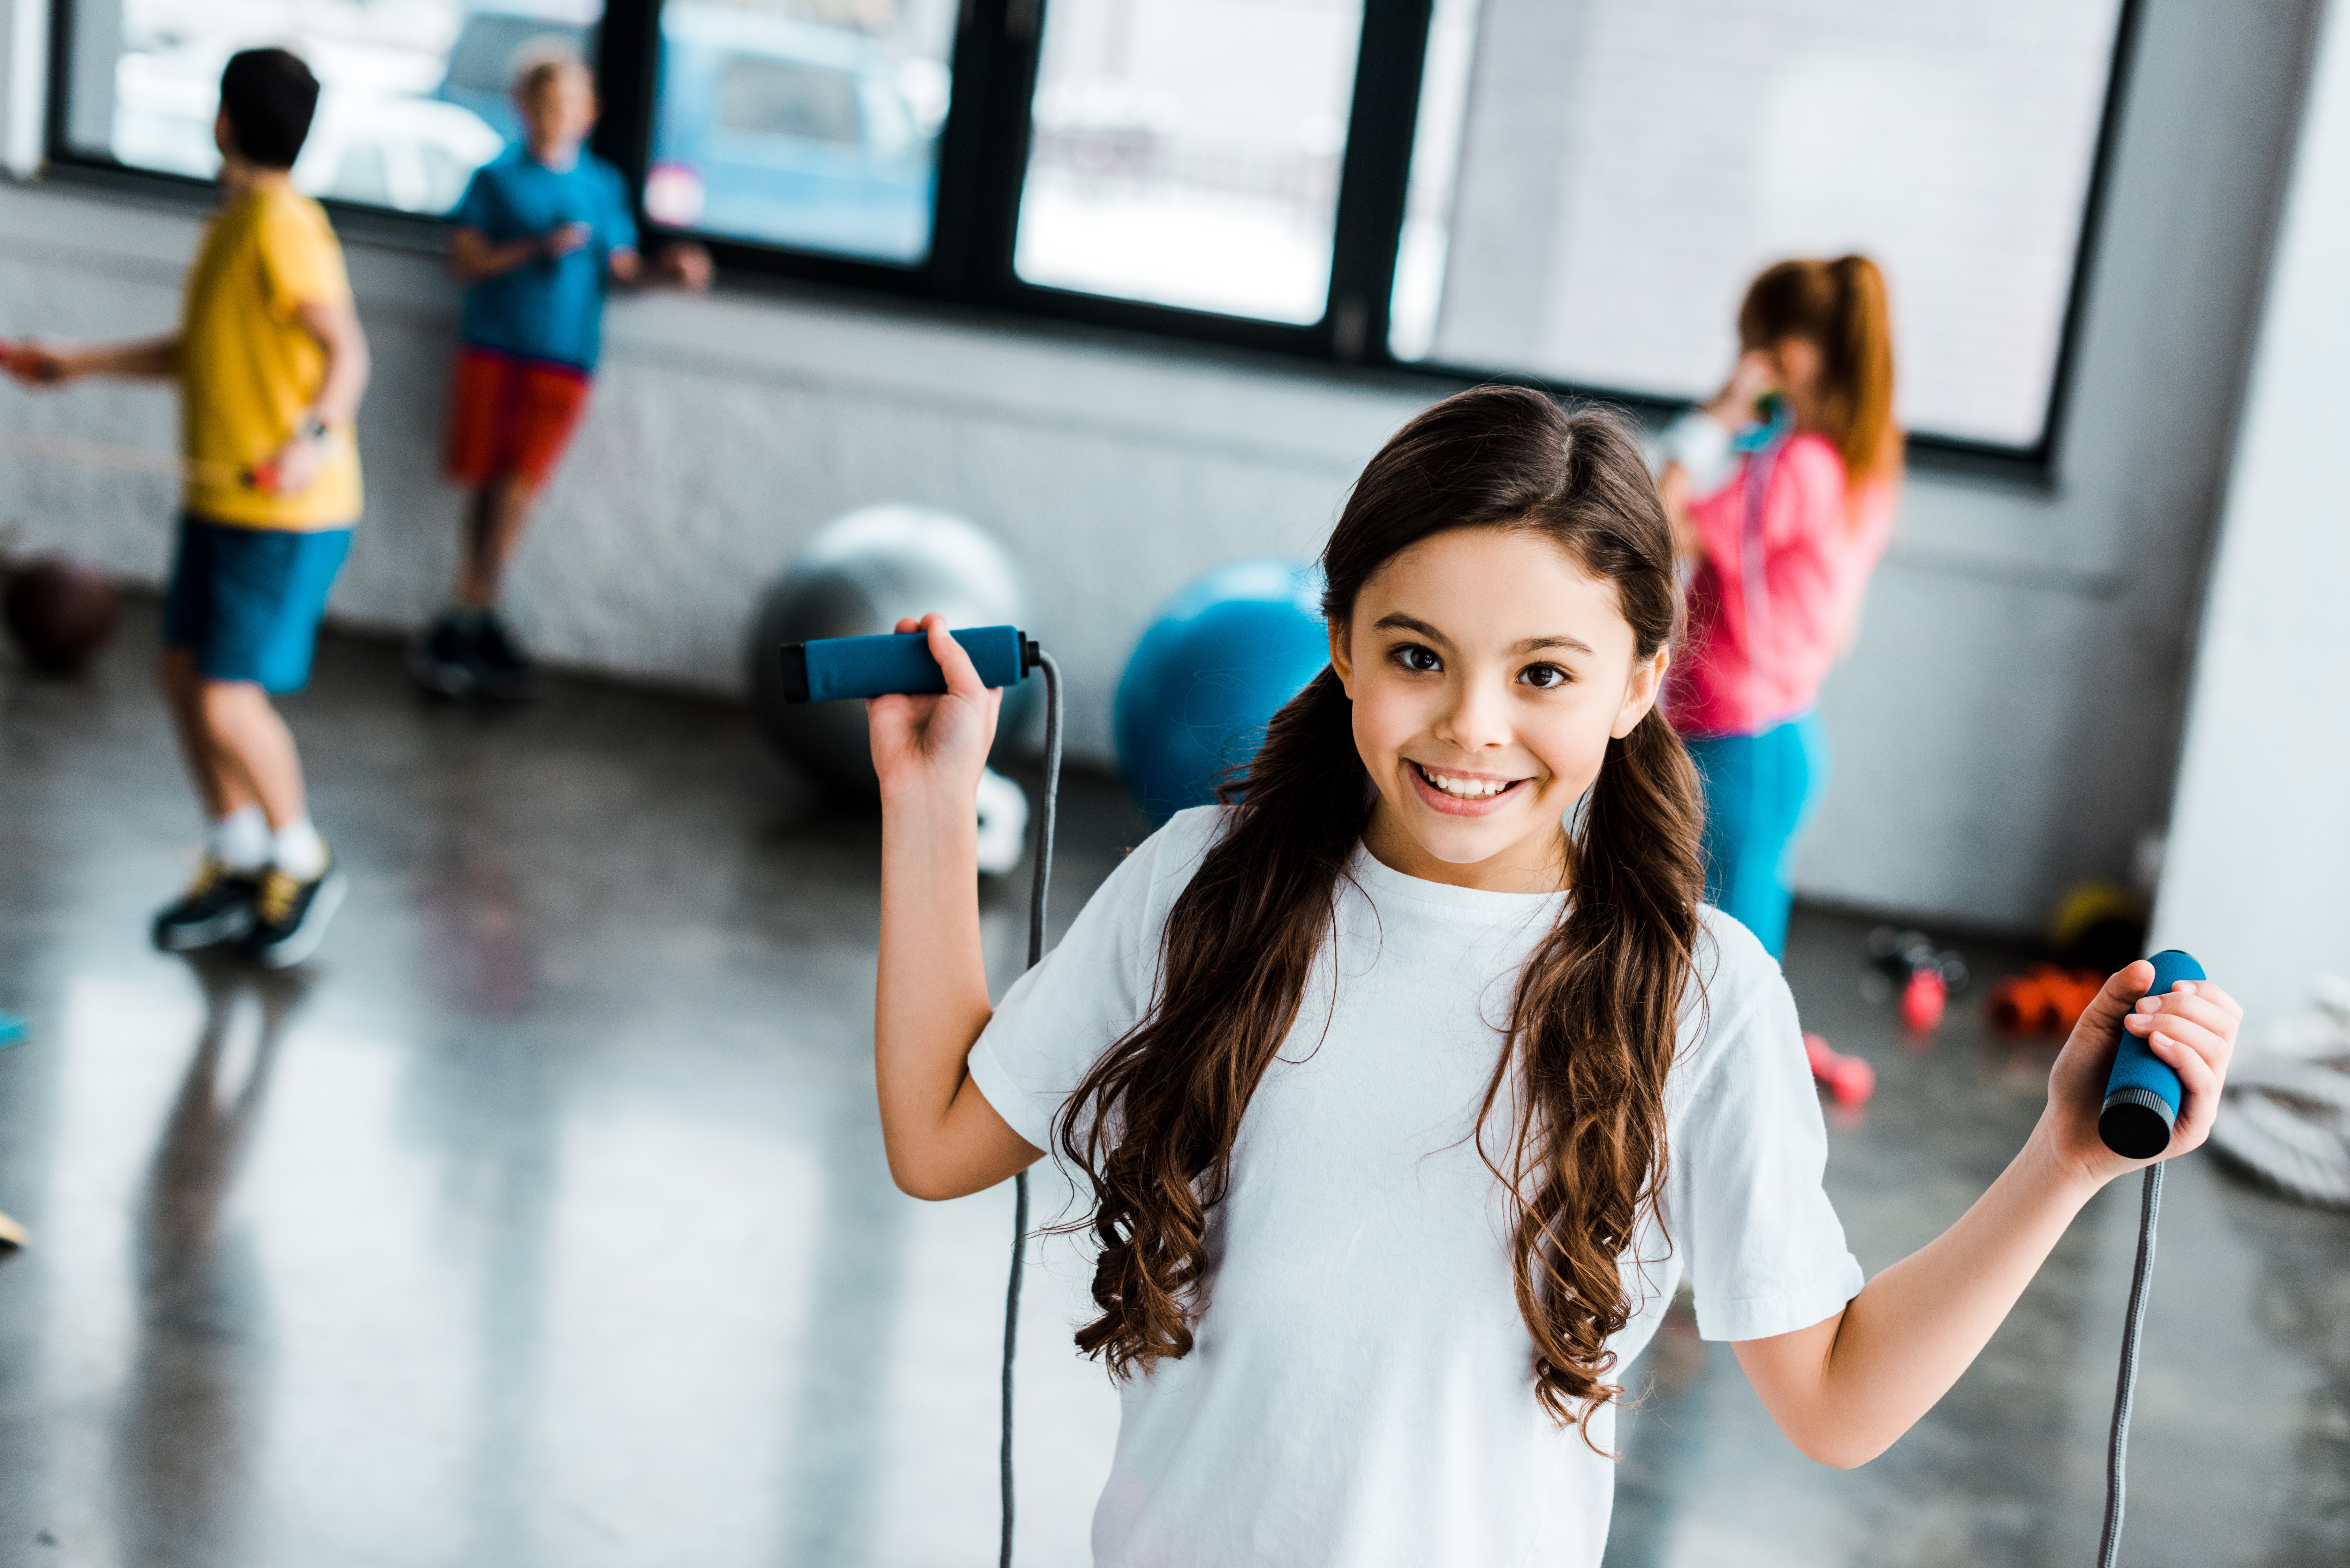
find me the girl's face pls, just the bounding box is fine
[1330,526,1667,895]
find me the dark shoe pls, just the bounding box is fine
[410,611,478,698]
[152,859,259,952]
[468,612,538,701]
[245,860,347,969]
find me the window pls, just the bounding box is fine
[46,0,2140,464]
[60,0,603,217]
[717,58,862,143]
[1391,0,2131,451]
[1013,0,1366,324]
[644,1,955,266]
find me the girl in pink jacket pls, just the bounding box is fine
[1657,256,1901,956]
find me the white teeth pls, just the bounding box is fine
[1419,765,1512,799]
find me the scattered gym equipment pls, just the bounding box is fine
[750,507,1038,872]
[1115,558,1327,825]
[2207,972,2350,1209]
[1988,965,2105,1034]
[1,551,119,675]
[1804,1031,1875,1106]
[2050,881,2150,975]
[1863,926,1968,1033]
[2211,1055,2350,1209]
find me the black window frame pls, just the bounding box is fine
[44,0,2143,478]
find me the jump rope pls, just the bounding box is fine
[779,625,1062,1568]
[0,427,291,491]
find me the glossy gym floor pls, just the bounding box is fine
[1,607,2343,1567]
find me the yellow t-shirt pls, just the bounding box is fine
[179,184,363,528]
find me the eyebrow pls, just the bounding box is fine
[1372,612,1595,658]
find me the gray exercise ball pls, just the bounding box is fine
[750,504,1038,796]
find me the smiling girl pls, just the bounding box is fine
[869,387,2239,1566]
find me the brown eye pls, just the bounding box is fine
[1394,645,1442,673]
[1520,662,1569,689]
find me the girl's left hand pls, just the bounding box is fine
[2042,961,2243,1186]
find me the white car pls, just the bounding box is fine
[113,45,503,215]
[297,94,505,214]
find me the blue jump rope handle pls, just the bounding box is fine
[777,625,1035,703]
[2098,949,2203,1159]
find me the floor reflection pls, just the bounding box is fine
[413,766,542,1019]
[117,954,306,1565]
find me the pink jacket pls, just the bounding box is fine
[1667,432,1896,737]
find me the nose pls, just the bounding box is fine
[1432,666,1511,754]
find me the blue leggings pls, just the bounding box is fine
[1684,712,1830,960]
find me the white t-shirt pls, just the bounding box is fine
[969,806,1862,1568]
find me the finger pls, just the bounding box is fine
[2126,1009,2229,1071]
[2136,991,2238,1053]
[2074,960,2156,1054]
[2147,1029,2225,1149]
[2172,979,2245,1025]
[923,612,989,698]
[893,616,921,634]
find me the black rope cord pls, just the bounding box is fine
[1002,650,1062,1568]
[2098,1162,2163,1568]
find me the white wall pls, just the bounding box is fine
[0,0,2320,931]
[2152,1,2350,1020]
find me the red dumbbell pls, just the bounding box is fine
[1805,1031,1876,1107]
[1899,967,1948,1032]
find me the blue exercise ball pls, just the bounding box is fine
[1115,559,1329,826]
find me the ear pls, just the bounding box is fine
[1611,647,1670,739]
[1327,620,1355,698]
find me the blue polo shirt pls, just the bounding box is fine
[452,145,638,372]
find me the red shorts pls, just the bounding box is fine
[443,346,593,490]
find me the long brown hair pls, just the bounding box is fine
[1739,254,1903,495]
[1057,387,1707,1432]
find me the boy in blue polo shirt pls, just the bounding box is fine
[413,46,711,699]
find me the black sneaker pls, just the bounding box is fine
[410,611,478,698]
[244,859,347,969]
[469,612,538,701]
[152,859,259,952]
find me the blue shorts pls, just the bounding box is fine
[161,514,353,694]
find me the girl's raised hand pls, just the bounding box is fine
[1703,348,1778,426]
[866,613,1002,809]
[2041,960,2243,1186]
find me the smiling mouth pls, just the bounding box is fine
[1409,761,1529,803]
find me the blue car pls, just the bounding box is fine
[437,10,598,147]
[653,5,936,263]
[436,6,936,264]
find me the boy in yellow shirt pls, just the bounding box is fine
[11,49,370,967]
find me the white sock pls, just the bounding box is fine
[208,805,270,873]
[271,817,329,881]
